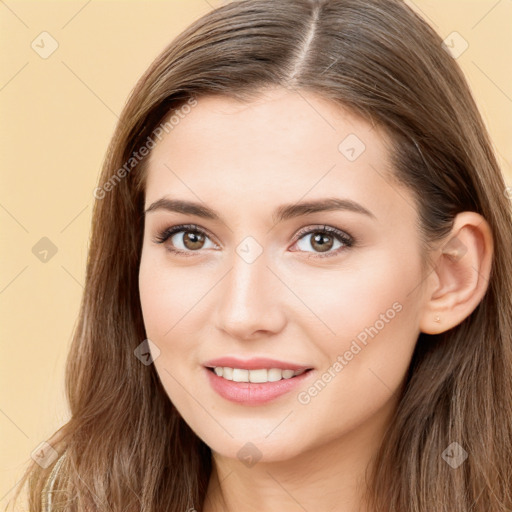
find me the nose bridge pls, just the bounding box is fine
[215,242,285,339]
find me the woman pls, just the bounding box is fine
[12,0,512,510]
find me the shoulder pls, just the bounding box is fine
[41,453,67,512]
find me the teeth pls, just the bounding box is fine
[211,367,307,383]
[232,368,249,382]
[267,368,282,382]
[282,369,295,379]
[248,369,267,383]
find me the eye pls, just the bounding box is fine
[152,223,354,258]
[291,225,354,258]
[152,224,217,256]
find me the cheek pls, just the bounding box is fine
[138,249,209,339]
[138,253,206,414]
[139,255,168,338]
[138,250,213,405]
[293,250,422,426]
[290,248,422,347]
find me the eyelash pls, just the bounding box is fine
[152,223,354,258]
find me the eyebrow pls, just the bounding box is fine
[143,197,376,223]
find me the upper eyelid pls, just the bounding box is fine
[153,223,353,248]
[169,224,219,245]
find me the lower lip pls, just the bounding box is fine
[205,367,313,405]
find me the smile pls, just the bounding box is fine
[208,366,308,383]
[204,366,314,405]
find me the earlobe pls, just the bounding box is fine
[419,212,494,335]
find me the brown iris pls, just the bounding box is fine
[310,232,334,253]
[182,230,206,250]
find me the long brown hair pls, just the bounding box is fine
[11,0,512,510]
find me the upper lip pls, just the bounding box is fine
[203,356,313,371]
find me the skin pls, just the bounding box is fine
[138,87,493,511]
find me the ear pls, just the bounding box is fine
[419,211,494,334]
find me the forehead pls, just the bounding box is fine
[144,88,410,225]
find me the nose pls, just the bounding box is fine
[214,247,287,341]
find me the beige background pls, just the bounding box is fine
[1,0,511,506]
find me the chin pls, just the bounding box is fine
[196,424,313,464]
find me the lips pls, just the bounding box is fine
[203,356,315,405]
[203,356,313,371]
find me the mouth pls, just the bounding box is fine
[205,366,313,383]
[203,359,315,405]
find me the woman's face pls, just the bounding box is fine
[138,87,429,462]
